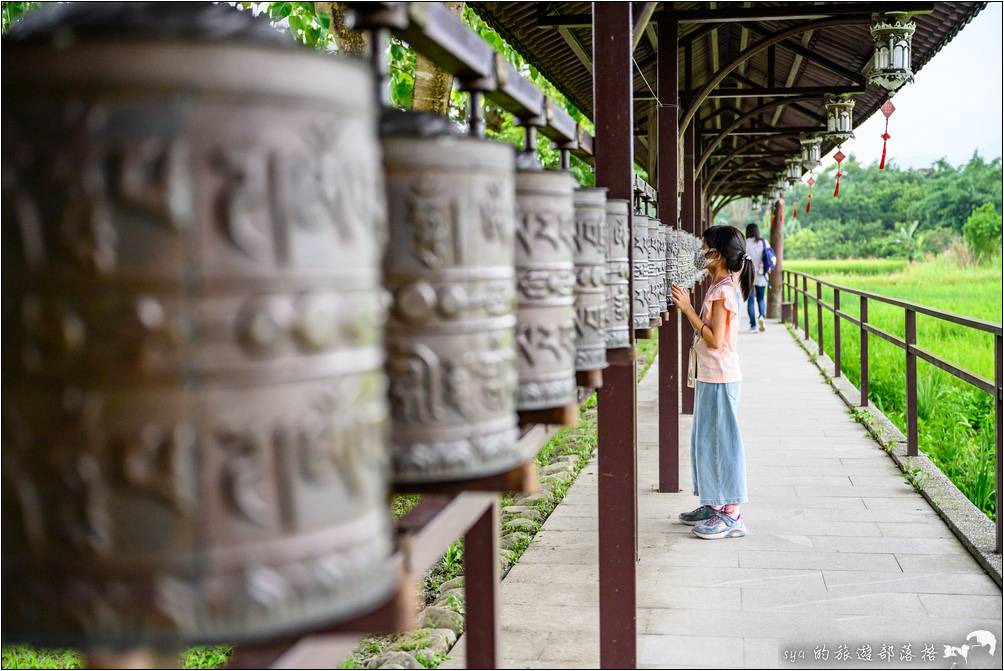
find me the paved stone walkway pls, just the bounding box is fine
[448,321,1002,669]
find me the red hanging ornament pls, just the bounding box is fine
[833,150,845,197]
[806,176,815,213]
[792,196,798,219]
[879,99,895,170]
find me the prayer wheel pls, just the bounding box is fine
[515,168,577,411]
[648,217,667,317]
[632,212,651,330]
[1,2,396,647]
[657,219,669,313]
[382,114,520,484]
[603,199,631,349]
[572,188,608,374]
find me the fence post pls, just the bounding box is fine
[802,275,809,340]
[791,273,798,328]
[834,288,841,377]
[905,308,918,456]
[860,296,869,407]
[816,281,824,356]
[995,333,1002,553]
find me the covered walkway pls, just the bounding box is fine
[448,323,1002,669]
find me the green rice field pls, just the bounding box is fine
[783,257,1002,518]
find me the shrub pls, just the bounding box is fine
[962,202,1002,262]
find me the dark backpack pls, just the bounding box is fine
[762,242,776,274]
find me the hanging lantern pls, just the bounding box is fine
[869,16,916,92]
[785,158,803,185]
[879,99,896,170]
[806,176,816,213]
[800,134,822,170]
[833,149,846,197]
[751,195,762,213]
[774,174,788,193]
[825,95,855,144]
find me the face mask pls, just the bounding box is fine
[695,247,712,269]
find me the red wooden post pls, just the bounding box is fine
[464,498,500,668]
[860,296,869,407]
[592,3,637,667]
[680,120,696,415]
[657,14,680,493]
[905,308,918,456]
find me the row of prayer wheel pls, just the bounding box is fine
[0,2,637,650]
[631,206,673,330]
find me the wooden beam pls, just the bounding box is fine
[695,85,864,99]
[633,2,658,51]
[558,26,592,71]
[660,2,934,23]
[745,23,867,85]
[771,31,814,126]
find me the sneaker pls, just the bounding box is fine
[747,325,758,333]
[758,317,766,332]
[677,505,717,526]
[693,511,749,539]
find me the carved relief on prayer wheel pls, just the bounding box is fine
[650,218,668,314]
[382,118,520,484]
[514,168,577,411]
[572,188,608,373]
[1,3,396,647]
[631,212,651,330]
[603,199,631,349]
[647,218,661,319]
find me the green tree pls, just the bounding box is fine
[963,202,1003,262]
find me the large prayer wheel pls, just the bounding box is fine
[514,168,577,411]
[631,212,651,330]
[572,188,608,374]
[382,116,520,484]
[1,2,396,647]
[604,199,631,349]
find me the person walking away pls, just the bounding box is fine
[670,225,754,539]
[744,223,769,333]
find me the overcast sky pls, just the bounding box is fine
[821,2,1002,170]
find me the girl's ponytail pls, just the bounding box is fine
[739,254,754,301]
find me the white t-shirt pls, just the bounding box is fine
[745,238,769,287]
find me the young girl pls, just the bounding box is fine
[669,225,754,540]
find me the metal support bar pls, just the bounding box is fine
[464,498,500,669]
[593,3,637,667]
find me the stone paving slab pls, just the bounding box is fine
[443,324,1001,669]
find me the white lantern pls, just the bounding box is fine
[825,95,855,143]
[751,195,762,211]
[774,174,788,192]
[785,158,803,185]
[800,134,822,170]
[869,17,915,91]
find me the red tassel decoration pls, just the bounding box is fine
[806,177,815,213]
[792,198,798,219]
[833,150,845,198]
[879,99,895,170]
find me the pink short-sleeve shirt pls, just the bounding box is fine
[694,276,742,383]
